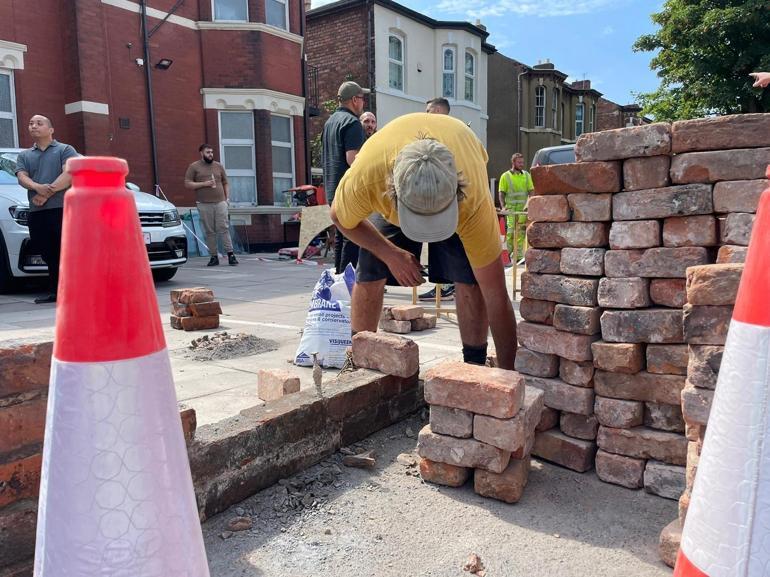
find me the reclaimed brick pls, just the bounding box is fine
[600,309,683,344]
[531,161,622,194]
[473,387,545,452]
[713,179,767,213]
[523,376,595,415]
[536,407,559,432]
[518,322,598,362]
[682,304,733,345]
[646,345,688,375]
[172,287,214,305]
[419,458,470,487]
[257,369,300,402]
[525,249,561,274]
[591,342,644,374]
[720,212,754,245]
[686,345,723,390]
[172,302,192,317]
[519,298,555,325]
[594,370,685,405]
[605,248,709,278]
[671,147,770,184]
[170,315,220,331]
[567,193,612,221]
[559,247,605,276]
[650,278,687,308]
[645,461,686,500]
[411,314,437,332]
[679,489,691,523]
[430,405,473,438]
[681,384,713,427]
[514,348,559,378]
[417,425,510,473]
[0,340,52,397]
[379,319,412,334]
[0,397,47,454]
[597,277,650,309]
[179,407,197,443]
[188,301,223,317]
[597,426,687,465]
[0,453,42,508]
[594,396,644,428]
[391,305,424,321]
[474,456,531,503]
[352,331,419,377]
[645,402,686,433]
[528,195,570,222]
[553,305,601,336]
[671,113,770,153]
[623,155,671,191]
[659,519,683,568]
[576,123,671,161]
[609,221,660,249]
[686,263,743,306]
[521,273,599,306]
[686,442,700,487]
[613,184,713,221]
[716,245,747,264]
[425,362,524,419]
[560,412,599,440]
[381,306,394,321]
[595,449,645,489]
[685,423,704,443]
[662,215,718,247]
[559,358,594,386]
[532,429,597,472]
[527,222,608,249]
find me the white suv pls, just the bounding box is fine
[0,148,187,292]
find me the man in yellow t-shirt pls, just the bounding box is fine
[498,152,534,260]
[331,113,517,369]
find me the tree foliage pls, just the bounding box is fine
[633,0,770,121]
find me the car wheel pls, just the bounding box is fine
[152,268,178,282]
[0,231,17,294]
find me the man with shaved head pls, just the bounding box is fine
[15,115,79,303]
[360,111,377,139]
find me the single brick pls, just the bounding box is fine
[609,221,660,249]
[576,123,671,161]
[644,461,686,500]
[716,245,747,264]
[474,456,531,503]
[553,305,602,336]
[559,248,605,276]
[600,309,684,344]
[659,518,683,569]
[595,449,645,489]
[514,348,559,378]
[188,301,223,317]
[681,384,713,427]
[567,193,612,222]
[720,213,755,246]
[612,184,713,220]
[646,345,688,375]
[257,369,301,402]
[352,331,419,378]
[425,362,524,419]
[604,248,709,278]
[671,113,770,153]
[523,376,595,415]
[171,302,192,317]
[417,425,511,473]
[518,322,598,362]
[532,429,597,472]
[419,458,470,487]
[430,405,473,438]
[527,222,608,249]
[473,387,544,452]
[411,314,437,332]
[381,306,394,321]
[531,161,622,194]
[560,412,599,440]
[662,215,717,247]
[536,407,560,432]
[670,147,770,183]
[645,402,686,433]
[0,340,52,397]
[650,279,687,308]
[171,315,220,331]
[179,407,197,443]
[597,277,651,309]
[559,358,594,386]
[519,298,555,325]
[623,155,671,191]
[686,264,743,306]
[379,319,412,334]
[0,452,42,508]
[597,426,687,465]
[525,249,561,274]
[591,341,644,374]
[713,179,767,213]
[594,396,644,428]
[682,304,733,345]
[528,195,570,222]
[0,397,47,454]
[686,345,723,390]
[391,305,424,321]
[521,273,599,306]
[171,287,214,305]
[594,370,685,405]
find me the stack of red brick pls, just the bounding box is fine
[379,304,437,334]
[416,362,544,503]
[170,287,223,331]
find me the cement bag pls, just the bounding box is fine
[294,263,356,368]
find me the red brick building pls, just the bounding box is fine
[0,0,311,248]
[596,98,650,131]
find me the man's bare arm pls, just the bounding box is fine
[345,149,359,167]
[472,258,517,370]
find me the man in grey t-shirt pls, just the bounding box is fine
[15,115,79,303]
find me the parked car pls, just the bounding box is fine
[531,143,576,167]
[0,148,187,292]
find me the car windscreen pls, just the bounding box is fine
[548,148,576,164]
[0,152,18,185]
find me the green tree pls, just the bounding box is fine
[633,0,770,121]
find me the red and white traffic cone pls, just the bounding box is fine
[34,158,210,576]
[674,179,770,577]
[499,215,511,266]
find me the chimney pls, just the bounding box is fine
[305,0,312,13]
[475,19,487,31]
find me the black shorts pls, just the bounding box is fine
[356,214,477,286]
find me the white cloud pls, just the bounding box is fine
[310,0,340,8]
[434,0,620,19]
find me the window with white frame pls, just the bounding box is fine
[534,85,545,128]
[219,111,256,205]
[213,0,248,21]
[464,51,475,102]
[442,47,455,99]
[266,0,288,29]
[388,35,404,91]
[589,103,596,132]
[0,70,17,147]
[552,87,559,130]
[575,103,585,137]
[271,114,295,206]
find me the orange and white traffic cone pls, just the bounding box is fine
[674,180,770,577]
[499,215,511,266]
[34,158,210,576]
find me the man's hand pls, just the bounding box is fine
[750,72,770,88]
[383,247,424,287]
[31,194,48,207]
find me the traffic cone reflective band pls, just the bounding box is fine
[35,157,210,576]
[674,185,770,577]
[499,215,511,266]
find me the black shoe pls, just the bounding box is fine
[418,285,455,301]
[207,256,219,266]
[228,253,239,266]
[34,293,57,304]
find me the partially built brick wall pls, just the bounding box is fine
[520,113,770,498]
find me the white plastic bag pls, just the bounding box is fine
[294,264,356,368]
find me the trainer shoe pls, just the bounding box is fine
[418,285,455,301]
[228,253,239,266]
[207,256,219,266]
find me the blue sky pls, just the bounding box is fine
[311,0,667,106]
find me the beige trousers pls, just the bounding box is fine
[197,201,233,254]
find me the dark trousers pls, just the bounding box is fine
[28,208,64,294]
[334,228,359,274]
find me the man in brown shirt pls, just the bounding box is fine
[184,144,238,266]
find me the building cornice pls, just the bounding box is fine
[201,88,305,115]
[0,39,27,70]
[197,22,303,45]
